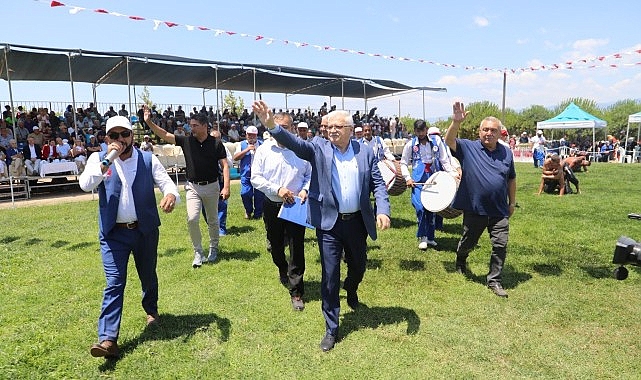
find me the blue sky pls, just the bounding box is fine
[2,0,640,120]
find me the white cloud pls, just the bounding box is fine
[390,15,399,23]
[572,38,609,52]
[544,40,565,51]
[516,39,529,45]
[474,16,489,27]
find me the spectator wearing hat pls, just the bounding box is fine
[233,125,264,219]
[296,122,310,140]
[28,125,45,147]
[400,121,457,250]
[353,126,364,140]
[80,115,179,360]
[519,132,529,144]
[531,130,546,168]
[227,123,240,142]
[56,138,72,161]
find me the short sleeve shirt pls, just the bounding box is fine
[452,139,516,217]
[175,134,226,182]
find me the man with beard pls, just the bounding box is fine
[233,126,264,219]
[79,115,179,360]
[144,107,230,268]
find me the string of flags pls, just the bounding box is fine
[45,0,641,74]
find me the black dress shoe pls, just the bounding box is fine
[319,333,336,352]
[346,291,360,310]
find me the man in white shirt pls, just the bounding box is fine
[56,138,72,160]
[80,116,179,360]
[251,112,312,311]
[531,129,546,167]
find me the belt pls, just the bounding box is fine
[338,211,360,221]
[191,180,215,186]
[115,221,138,229]
[266,198,283,206]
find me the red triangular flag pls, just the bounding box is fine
[51,1,64,7]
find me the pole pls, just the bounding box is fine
[422,89,426,120]
[501,71,507,120]
[215,65,220,125]
[126,57,132,122]
[68,53,78,139]
[3,46,17,138]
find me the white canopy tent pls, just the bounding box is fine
[624,111,641,152]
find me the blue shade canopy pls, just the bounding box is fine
[537,102,607,129]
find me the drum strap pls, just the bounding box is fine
[381,160,398,188]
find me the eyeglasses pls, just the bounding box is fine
[327,125,350,131]
[108,130,132,140]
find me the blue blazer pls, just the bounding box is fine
[270,126,390,240]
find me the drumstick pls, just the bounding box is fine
[413,182,436,186]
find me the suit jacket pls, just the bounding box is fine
[22,144,42,160]
[270,126,390,240]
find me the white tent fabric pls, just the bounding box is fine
[624,111,641,159]
[629,112,641,123]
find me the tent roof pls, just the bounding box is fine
[0,43,445,99]
[629,111,641,123]
[537,102,607,129]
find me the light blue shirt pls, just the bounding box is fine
[332,143,361,213]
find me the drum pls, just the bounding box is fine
[377,159,406,196]
[419,171,462,219]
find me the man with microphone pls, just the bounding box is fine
[80,116,180,360]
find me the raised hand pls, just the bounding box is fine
[453,102,469,123]
[252,100,275,129]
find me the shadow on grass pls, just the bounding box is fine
[51,240,69,248]
[581,265,617,279]
[24,237,43,246]
[68,241,96,251]
[437,223,464,235]
[220,249,260,262]
[389,217,415,229]
[225,225,256,236]
[367,258,382,270]
[99,312,230,370]
[340,305,420,340]
[399,259,425,271]
[531,263,562,276]
[442,261,532,289]
[0,236,21,244]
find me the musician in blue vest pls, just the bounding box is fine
[358,122,396,162]
[233,125,264,219]
[400,121,456,250]
[80,115,180,360]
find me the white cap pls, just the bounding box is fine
[427,127,441,135]
[246,126,258,135]
[537,130,543,134]
[354,127,363,133]
[33,126,40,130]
[297,122,309,129]
[62,139,68,143]
[106,115,132,133]
[144,135,150,139]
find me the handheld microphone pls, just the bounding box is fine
[101,147,120,166]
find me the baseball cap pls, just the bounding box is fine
[354,127,363,133]
[501,129,509,136]
[537,130,543,134]
[144,135,150,139]
[33,126,40,130]
[246,126,258,135]
[297,122,309,129]
[427,127,441,135]
[106,115,132,133]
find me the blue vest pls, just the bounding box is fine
[239,140,261,180]
[97,150,161,237]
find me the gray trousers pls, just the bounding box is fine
[456,212,509,285]
[185,181,220,254]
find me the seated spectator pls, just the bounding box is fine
[537,153,565,196]
[0,149,7,179]
[28,125,45,146]
[56,138,72,161]
[42,139,59,162]
[23,136,42,176]
[174,123,186,137]
[5,139,25,177]
[227,123,240,142]
[72,139,87,173]
[140,135,154,152]
[85,135,101,154]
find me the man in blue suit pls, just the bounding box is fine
[252,100,391,352]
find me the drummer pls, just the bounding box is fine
[400,121,457,250]
[358,123,396,162]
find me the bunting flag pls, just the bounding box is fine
[44,0,641,74]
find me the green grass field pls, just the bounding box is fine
[1,162,641,379]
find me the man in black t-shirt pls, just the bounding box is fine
[144,107,230,268]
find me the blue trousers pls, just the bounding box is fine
[98,227,159,342]
[240,178,264,218]
[410,185,436,240]
[317,215,368,337]
[218,199,228,232]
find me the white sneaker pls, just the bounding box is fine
[192,252,204,268]
[426,239,438,247]
[206,248,218,263]
[418,237,428,250]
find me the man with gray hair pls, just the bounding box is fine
[252,100,391,352]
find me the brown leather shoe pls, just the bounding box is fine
[146,313,160,326]
[90,340,120,359]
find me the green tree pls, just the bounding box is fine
[223,91,245,116]
[518,105,553,134]
[138,86,153,108]
[603,99,641,140]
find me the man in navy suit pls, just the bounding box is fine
[252,100,391,352]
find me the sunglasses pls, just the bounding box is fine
[108,130,132,140]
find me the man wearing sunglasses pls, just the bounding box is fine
[79,115,180,360]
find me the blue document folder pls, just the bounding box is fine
[277,196,315,229]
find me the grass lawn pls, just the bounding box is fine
[1,162,641,379]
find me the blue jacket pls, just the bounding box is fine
[270,126,390,240]
[97,151,161,237]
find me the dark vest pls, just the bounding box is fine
[97,150,161,236]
